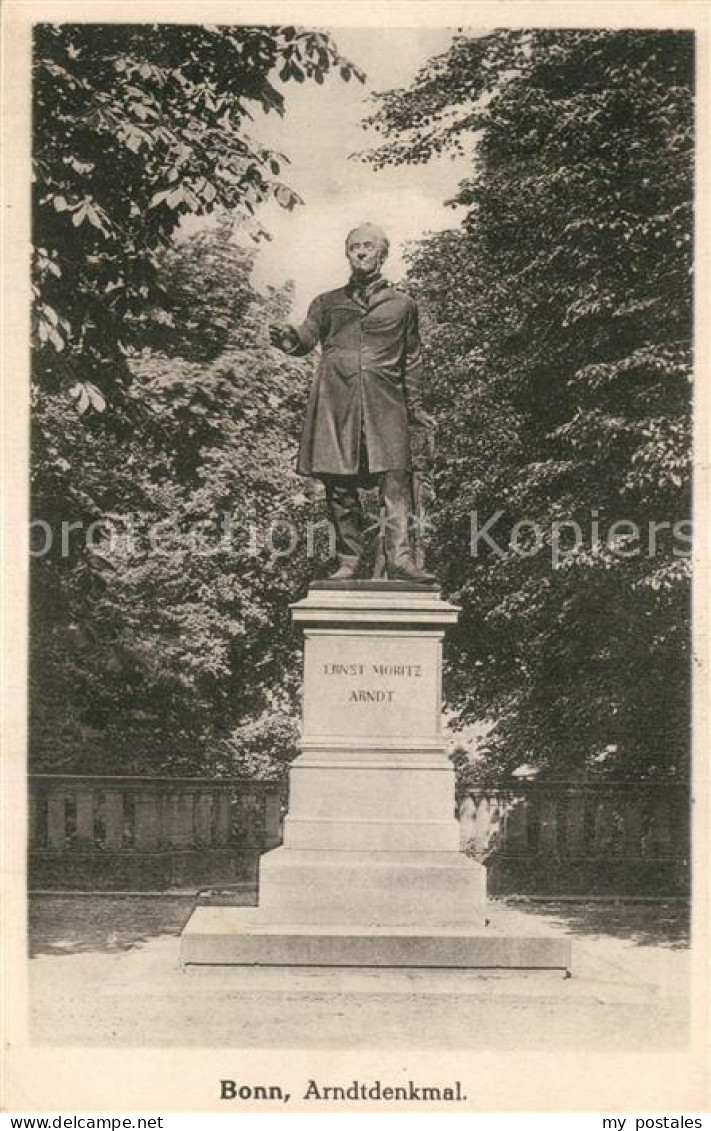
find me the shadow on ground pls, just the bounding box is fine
[28,896,202,956]
[501,898,690,949]
[29,894,690,958]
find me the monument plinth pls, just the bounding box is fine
[181,584,571,972]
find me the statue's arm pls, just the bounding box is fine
[269,295,324,356]
[403,299,435,429]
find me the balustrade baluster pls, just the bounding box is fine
[263,790,283,849]
[193,791,212,847]
[214,792,231,846]
[164,791,180,848]
[28,791,38,847]
[241,791,259,848]
[75,787,95,847]
[47,791,67,850]
[458,793,478,852]
[538,794,558,854]
[652,795,673,857]
[623,795,644,857]
[173,790,194,848]
[592,796,615,856]
[103,790,124,850]
[502,795,528,854]
[134,789,159,851]
[565,792,586,857]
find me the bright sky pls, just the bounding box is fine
[242,27,472,318]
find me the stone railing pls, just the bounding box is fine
[458,780,690,895]
[29,774,690,895]
[29,774,285,891]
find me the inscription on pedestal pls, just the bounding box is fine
[323,661,423,704]
[304,635,439,738]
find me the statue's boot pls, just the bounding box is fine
[325,478,364,578]
[327,555,359,581]
[387,559,437,584]
[381,471,436,584]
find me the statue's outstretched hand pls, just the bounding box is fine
[409,407,437,431]
[269,323,299,353]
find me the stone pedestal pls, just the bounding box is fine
[181,583,570,972]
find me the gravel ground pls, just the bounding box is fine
[27,895,691,1050]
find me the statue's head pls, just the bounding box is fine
[345,223,389,277]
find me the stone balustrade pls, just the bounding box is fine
[28,774,689,895]
[458,781,690,895]
[29,774,285,891]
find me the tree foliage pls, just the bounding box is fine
[33,22,362,402]
[365,30,693,782]
[30,23,358,776]
[31,224,319,775]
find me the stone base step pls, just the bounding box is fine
[180,907,572,971]
[257,846,487,925]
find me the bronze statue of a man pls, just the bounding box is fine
[270,223,435,583]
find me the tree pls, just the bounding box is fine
[32,23,362,393]
[364,30,693,782]
[30,23,362,775]
[31,223,321,775]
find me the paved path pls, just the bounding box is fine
[28,896,689,1050]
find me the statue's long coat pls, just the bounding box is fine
[289,281,424,476]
